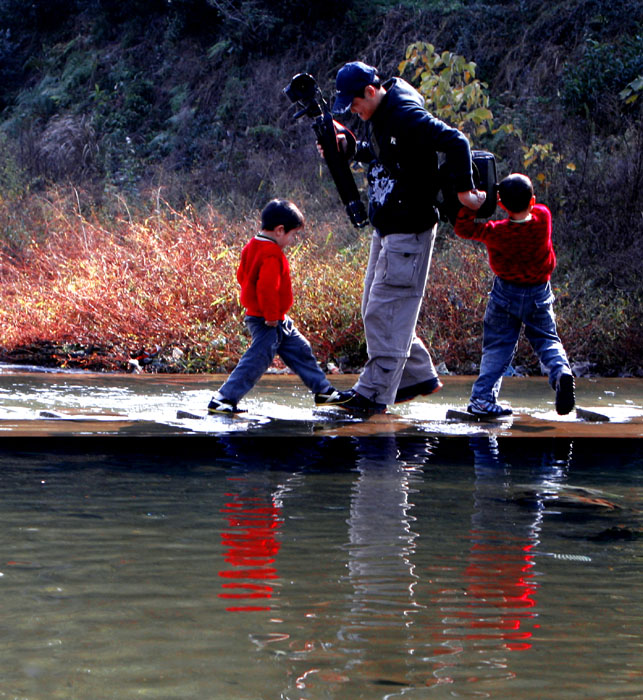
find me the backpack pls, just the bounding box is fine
[438,149,498,224]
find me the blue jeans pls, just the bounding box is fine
[218,315,332,404]
[471,278,572,404]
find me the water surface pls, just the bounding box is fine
[0,434,640,699]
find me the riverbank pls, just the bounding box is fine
[0,340,639,379]
[1,194,641,379]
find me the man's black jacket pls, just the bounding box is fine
[353,77,474,235]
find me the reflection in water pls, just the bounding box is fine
[218,475,283,612]
[0,434,639,699]
[342,437,431,681]
[281,434,584,698]
[465,437,539,652]
[284,436,437,697]
[426,436,571,689]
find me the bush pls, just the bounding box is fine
[0,189,365,371]
[562,36,643,127]
[0,186,639,376]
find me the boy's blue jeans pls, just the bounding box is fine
[219,315,332,404]
[471,278,572,404]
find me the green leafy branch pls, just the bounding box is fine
[398,41,494,137]
[399,41,578,186]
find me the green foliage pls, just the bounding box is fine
[6,39,91,122]
[396,43,581,196]
[619,75,643,105]
[399,42,495,139]
[562,36,643,124]
[521,142,576,192]
[0,136,38,251]
[399,40,565,183]
[215,75,249,124]
[0,137,24,198]
[0,29,18,108]
[246,125,285,148]
[208,0,353,54]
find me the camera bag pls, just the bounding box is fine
[438,149,498,224]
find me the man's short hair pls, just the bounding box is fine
[357,77,381,98]
[261,199,304,233]
[498,173,534,213]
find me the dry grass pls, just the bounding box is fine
[0,190,366,371]
[0,188,640,376]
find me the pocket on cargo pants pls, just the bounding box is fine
[381,234,424,289]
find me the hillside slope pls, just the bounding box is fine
[0,0,641,374]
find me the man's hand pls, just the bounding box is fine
[457,189,487,211]
[317,132,349,159]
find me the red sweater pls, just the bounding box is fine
[237,235,293,322]
[454,203,556,284]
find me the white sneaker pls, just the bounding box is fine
[467,398,513,417]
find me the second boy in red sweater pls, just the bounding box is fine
[454,173,575,417]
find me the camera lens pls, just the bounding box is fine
[284,73,317,103]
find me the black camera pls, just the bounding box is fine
[283,73,324,120]
[283,73,368,229]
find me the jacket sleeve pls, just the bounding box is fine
[407,110,474,192]
[454,206,490,240]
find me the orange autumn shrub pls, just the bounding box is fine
[2,190,638,375]
[0,194,367,372]
[0,200,245,369]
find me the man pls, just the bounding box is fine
[326,61,484,413]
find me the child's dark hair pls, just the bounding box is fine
[261,199,304,233]
[498,173,534,214]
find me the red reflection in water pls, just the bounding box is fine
[426,530,538,687]
[218,485,282,612]
[460,532,537,651]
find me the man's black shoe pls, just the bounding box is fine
[555,374,575,415]
[394,377,443,404]
[314,388,352,406]
[337,390,386,415]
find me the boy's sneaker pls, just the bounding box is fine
[394,377,443,404]
[335,390,386,415]
[467,398,513,418]
[314,388,353,406]
[207,395,241,414]
[555,373,575,415]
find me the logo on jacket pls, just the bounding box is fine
[368,163,396,207]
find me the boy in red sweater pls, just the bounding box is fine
[208,199,345,413]
[454,173,575,417]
